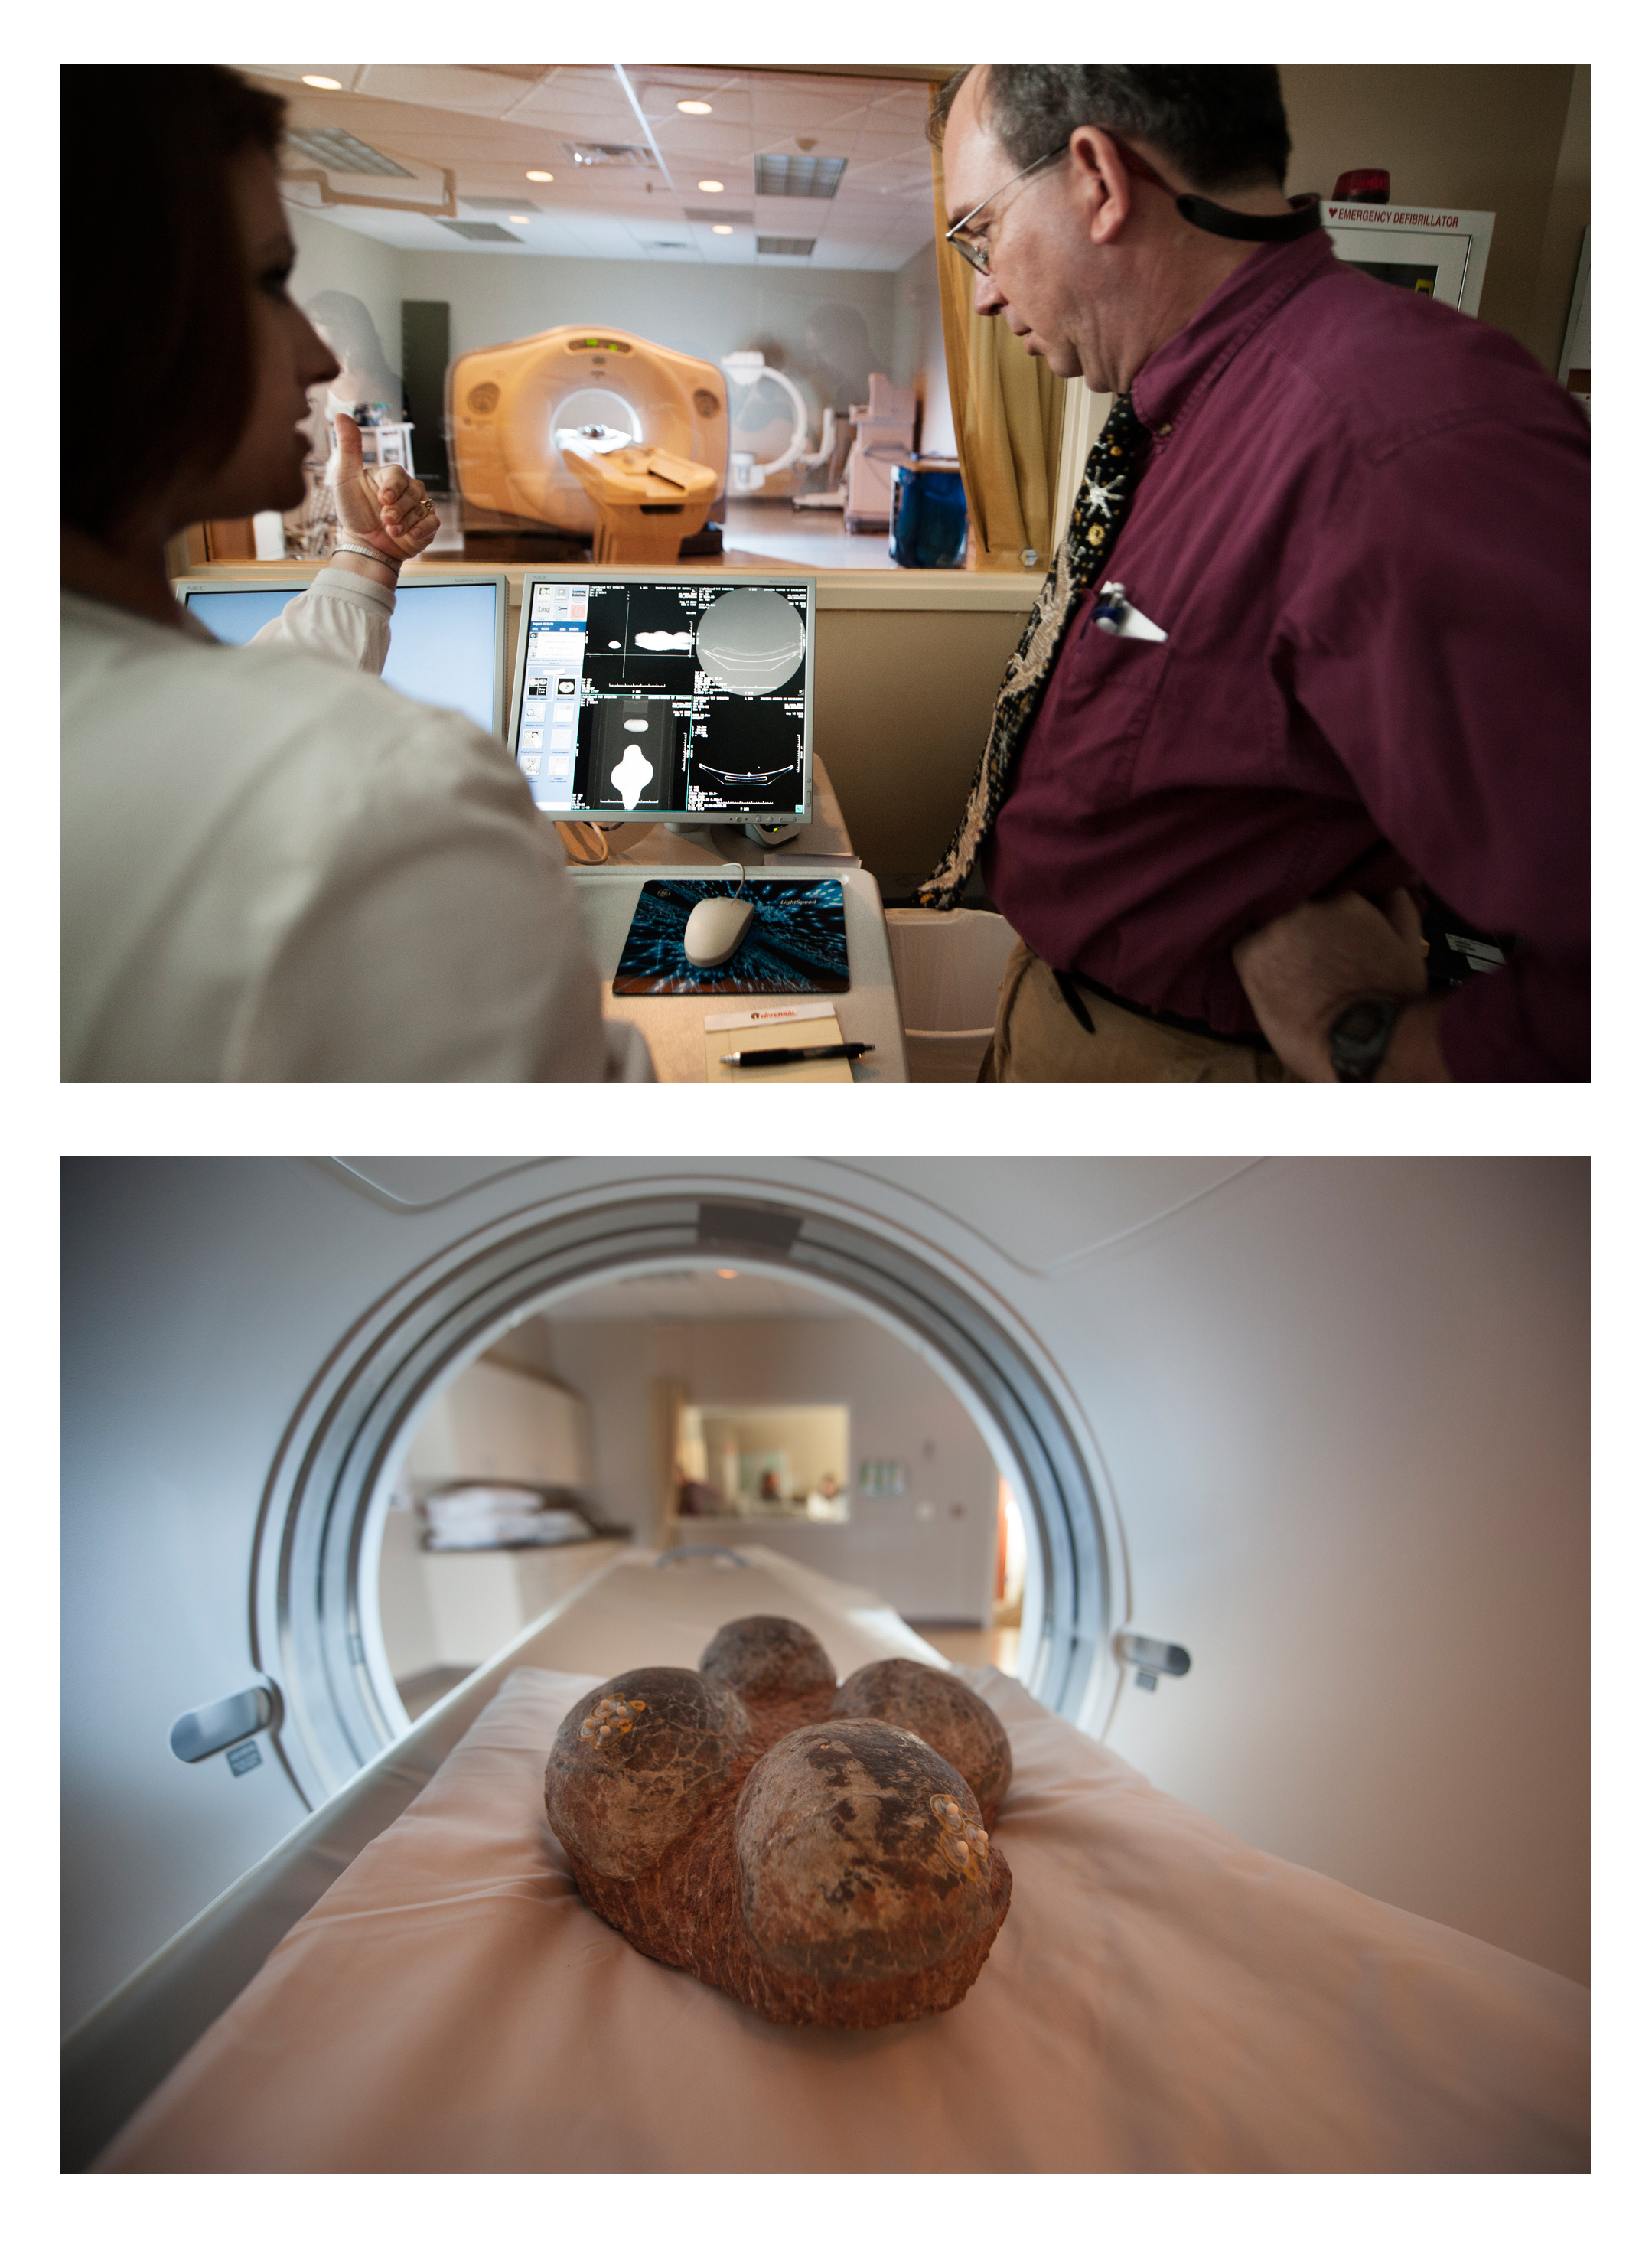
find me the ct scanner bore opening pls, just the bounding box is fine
[251,1190,1117,1811]
[377,1266,1028,1722]
[549,387,642,448]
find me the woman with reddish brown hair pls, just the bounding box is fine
[61,66,649,1081]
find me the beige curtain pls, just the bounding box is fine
[931,142,1066,572]
[650,1377,688,1550]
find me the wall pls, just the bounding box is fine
[377,1515,622,1674]
[391,246,906,383]
[813,588,1031,877]
[380,1349,611,1676]
[377,1505,439,1675]
[532,1315,1001,1623]
[287,204,405,385]
[894,240,956,457]
[1051,1157,1586,1982]
[1530,67,1591,380]
[397,1354,590,1489]
[1281,64,1585,367]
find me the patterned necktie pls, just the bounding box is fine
[919,391,1152,908]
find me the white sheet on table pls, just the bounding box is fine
[96,1665,1587,2173]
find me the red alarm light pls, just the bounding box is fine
[1332,168,1390,204]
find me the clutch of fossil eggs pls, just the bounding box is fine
[544,1616,1013,2027]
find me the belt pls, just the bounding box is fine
[1050,964,1266,1049]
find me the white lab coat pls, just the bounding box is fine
[61,569,651,1081]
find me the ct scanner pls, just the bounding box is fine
[61,1155,1588,2170]
[448,325,731,540]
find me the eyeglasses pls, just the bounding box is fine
[944,142,1070,276]
[944,137,1178,277]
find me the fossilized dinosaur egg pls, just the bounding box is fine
[698,1616,837,1709]
[830,1658,1013,1827]
[544,1665,751,1880]
[735,1718,1003,1984]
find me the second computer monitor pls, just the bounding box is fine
[508,572,815,824]
[177,572,508,739]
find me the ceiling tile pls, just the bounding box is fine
[653,122,755,163]
[257,63,936,273]
[354,65,529,115]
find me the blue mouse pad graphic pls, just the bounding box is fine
[612,879,849,995]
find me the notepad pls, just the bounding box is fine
[703,1001,855,1084]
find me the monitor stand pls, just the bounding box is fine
[663,820,721,851]
[663,819,802,859]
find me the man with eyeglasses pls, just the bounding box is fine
[920,67,1587,1081]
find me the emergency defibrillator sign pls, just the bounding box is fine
[1321,202,1496,315]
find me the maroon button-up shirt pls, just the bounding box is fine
[981,229,1589,1079]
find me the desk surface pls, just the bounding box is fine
[565,749,904,1084]
[572,865,907,1083]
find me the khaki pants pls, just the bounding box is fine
[985,939,1297,1082]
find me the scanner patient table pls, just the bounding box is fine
[93,1551,1588,2174]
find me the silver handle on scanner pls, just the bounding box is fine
[1116,1633,1193,1692]
[168,1684,279,1763]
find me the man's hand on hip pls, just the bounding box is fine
[1232,889,1449,1081]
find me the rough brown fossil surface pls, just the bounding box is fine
[830,1658,1014,1828]
[543,1616,1013,2027]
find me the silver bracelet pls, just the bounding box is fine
[331,540,399,574]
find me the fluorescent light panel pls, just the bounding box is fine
[753,155,846,198]
[285,126,413,178]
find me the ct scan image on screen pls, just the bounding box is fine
[513,577,812,820]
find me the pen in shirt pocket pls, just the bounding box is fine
[1090,581,1168,641]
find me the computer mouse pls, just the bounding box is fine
[683,895,756,968]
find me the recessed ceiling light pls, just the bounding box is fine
[508,214,530,223]
[301,75,342,90]
[698,179,724,193]
[526,169,553,182]
[678,99,712,115]
[712,223,733,235]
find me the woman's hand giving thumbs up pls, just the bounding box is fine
[331,411,441,563]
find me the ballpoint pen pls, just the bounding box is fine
[1090,580,1129,629]
[719,1042,874,1067]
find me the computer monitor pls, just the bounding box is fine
[175,572,510,738]
[507,571,815,825]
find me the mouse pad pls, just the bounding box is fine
[613,879,850,996]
